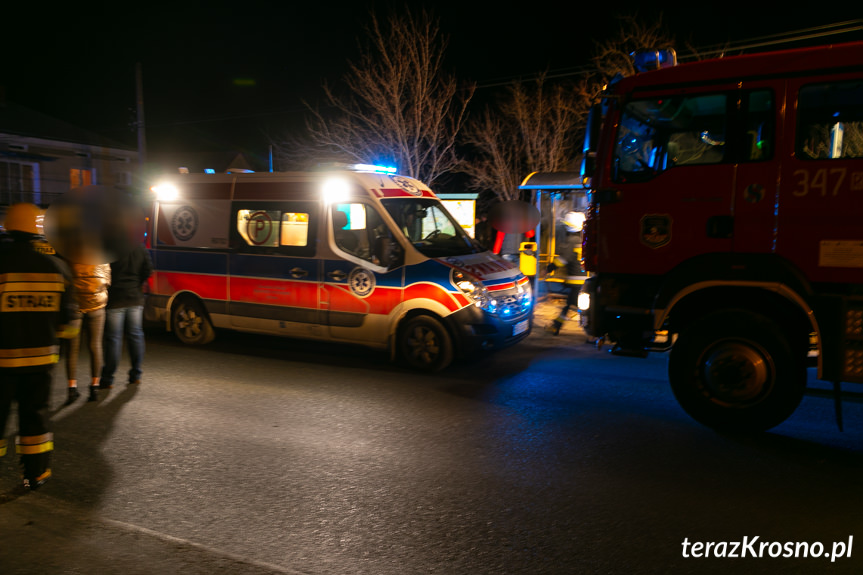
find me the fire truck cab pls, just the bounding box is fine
[145,166,532,371]
[579,42,863,431]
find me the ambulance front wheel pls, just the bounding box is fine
[171,297,215,345]
[398,315,453,372]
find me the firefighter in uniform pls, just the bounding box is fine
[546,211,585,336]
[0,203,79,490]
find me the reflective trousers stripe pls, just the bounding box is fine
[16,433,54,455]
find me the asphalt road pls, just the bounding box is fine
[1,305,862,574]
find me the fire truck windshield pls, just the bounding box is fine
[383,198,482,258]
[613,94,727,182]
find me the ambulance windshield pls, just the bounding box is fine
[383,198,482,257]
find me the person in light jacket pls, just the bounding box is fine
[65,262,110,403]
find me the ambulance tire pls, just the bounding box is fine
[668,309,805,432]
[398,315,453,372]
[171,297,215,345]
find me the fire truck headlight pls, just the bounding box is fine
[577,291,591,312]
[152,183,179,202]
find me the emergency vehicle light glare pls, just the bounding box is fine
[152,183,179,202]
[322,178,351,203]
[351,164,397,174]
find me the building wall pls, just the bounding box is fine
[0,133,138,207]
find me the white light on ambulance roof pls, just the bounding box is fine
[350,164,397,174]
[151,183,179,201]
[322,177,351,204]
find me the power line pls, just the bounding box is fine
[476,20,863,87]
[686,19,863,59]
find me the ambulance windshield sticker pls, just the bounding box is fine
[348,267,376,297]
[171,205,199,241]
[641,214,671,249]
[391,176,423,197]
[246,211,276,246]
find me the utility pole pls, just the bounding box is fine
[135,62,147,181]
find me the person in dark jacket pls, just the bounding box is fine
[0,203,79,490]
[100,243,153,388]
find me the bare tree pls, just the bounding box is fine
[460,75,587,202]
[275,9,474,187]
[591,14,676,81]
[460,15,675,203]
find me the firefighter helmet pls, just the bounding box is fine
[4,202,42,235]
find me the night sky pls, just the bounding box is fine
[6,2,862,169]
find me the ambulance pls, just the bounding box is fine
[145,166,533,370]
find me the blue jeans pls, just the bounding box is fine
[101,306,145,385]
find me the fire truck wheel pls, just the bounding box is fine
[171,297,215,345]
[398,315,453,372]
[668,310,805,432]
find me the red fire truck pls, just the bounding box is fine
[578,42,863,431]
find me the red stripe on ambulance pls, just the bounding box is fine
[155,272,227,301]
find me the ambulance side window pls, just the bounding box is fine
[332,203,388,265]
[232,202,317,256]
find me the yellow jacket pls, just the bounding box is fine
[71,263,111,313]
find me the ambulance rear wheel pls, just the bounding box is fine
[398,315,453,372]
[668,310,805,432]
[172,297,215,345]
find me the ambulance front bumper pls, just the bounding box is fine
[448,304,533,356]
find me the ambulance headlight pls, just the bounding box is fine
[577,291,591,311]
[517,281,533,313]
[452,270,492,310]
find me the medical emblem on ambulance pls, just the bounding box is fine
[171,205,199,241]
[391,176,423,197]
[348,267,376,297]
[640,214,671,249]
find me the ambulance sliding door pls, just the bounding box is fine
[229,201,320,336]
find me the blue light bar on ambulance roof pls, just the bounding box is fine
[314,162,398,175]
[350,164,397,174]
